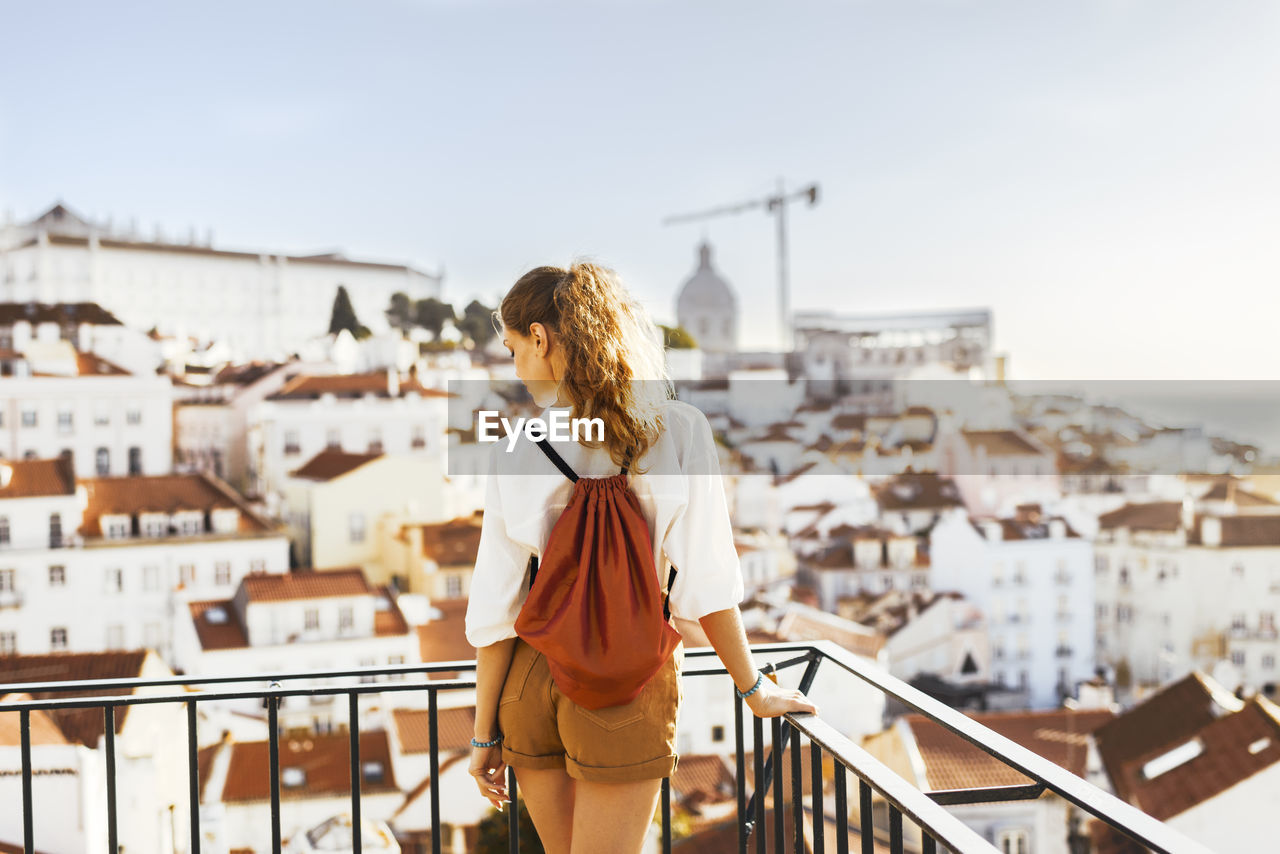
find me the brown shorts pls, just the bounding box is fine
[498,635,685,782]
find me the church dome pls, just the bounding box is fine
[676,242,737,311]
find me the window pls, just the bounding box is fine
[1231,613,1247,632]
[1013,562,1027,586]
[992,561,1005,587]
[126,409,142,426]
[445,574,463,598]
[0,516,8,545]
[305,608,319,631]
[50,627,68,651]
[105,568,123,593]
[359,657,377,683]
[95,447,110,476]
[49,565,65,587]
[128,446,142,476]
[411,425,426,449]
[1018,670,1030,690]
[1264,654,1276,671]
[0,569,14,592]
[1097,603,1108,619]
[215,561,231,586]
[997,828,1030,854]
[105,624,124,650]
[711,725,725,743]
[143,565,160,592]
[141,514,167,538]
[49,513,63,548]
[339,606,355,633]
[250,559,267,574]
[325,428,341,450]
[21,409,37,428]
[367,429,383,454]
[179,564,196,586]
[1231,650,1246,668]
[283,429,301,456]
[1261,612,1276,637]
[94,408,109,427]
[57,410,73,433]
[0,631,15,656]
[349,513,366,544]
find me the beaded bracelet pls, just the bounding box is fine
[736,670,766,699]
[471,735,502,748]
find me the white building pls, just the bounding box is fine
[247,370,451,506]
[1094,492,1280,698]
[0,203,442,362]
[674,241,738,355]
[930,505,1096,709]
[796,525,932,611]
[0,329,172,478]
[0,461,289,663]
[0,301,162,377]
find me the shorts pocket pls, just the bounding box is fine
[500,643,538,706]
[573,700,646,731]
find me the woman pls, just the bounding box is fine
[465,261,820,854]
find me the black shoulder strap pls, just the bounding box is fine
[663,564,678,622]
[533,437,578,482]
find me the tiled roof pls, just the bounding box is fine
[241,568,373,602]
[1199,479,1278,506]
[902,708,1114,791]
[0,695,69,746]
[289,450,383,482]
[189,600,249,650]
[392,706,476,754]
[1098,501,1183,533]
[1117,697,1280,821]
[417,599,474,680]
[0,651,151,747]
[1093,671,1243,804]
[417,515,484,564]
[220,731,398,802]
[0,302,122,326]
[873,473,964,511]
[961,430,1045,456]
[831,413,868,430]
[266,372,451,401]
[1205,515,1280,547]
[77,472,272,537]
[212,361,282,386]
[671,754,736,808]
[373,588,411,637]
[0,457,75,499]
[75,351,129,376]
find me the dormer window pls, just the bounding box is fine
[103,514,132,540]
[174,512,203,536]
[211,509,240,534]
[140,512,168,538]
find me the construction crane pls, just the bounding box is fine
[663,179,819,352]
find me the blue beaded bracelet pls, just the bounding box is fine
[471,735,502,748]
[736,670,766,699]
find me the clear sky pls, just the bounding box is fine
[2,1,1277,380]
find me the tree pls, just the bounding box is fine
[385,291,413,332]
[660,324,697,350]
[457,299,498,348]
[328,285,361,337]
[414,297,456,337]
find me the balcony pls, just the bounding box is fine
[0,640,1210,854]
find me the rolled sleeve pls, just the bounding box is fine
[464,446,533,648]
[661,412,745,620]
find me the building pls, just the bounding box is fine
[0,203,442,362]
[930,505,1096,709]
[795,525,931,610]
[940,428,1059,515]
[0,327,172,478]
[864,708,1114,854]
[0,461,289,663]
[674,241,739,355]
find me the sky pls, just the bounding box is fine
[2,0,1278,380]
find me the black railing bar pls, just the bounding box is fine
[268,692,282,854]
[772,716,784,853]
[187,700,201,854]
[858,778,871,854]
[348,693,362,854]
[787,715,998,853]
[833,767,847,854]
[790,724,803,854]
[105,705,119,854]
[888,805,903,854]
[661,776,672,854]
[734,685,747,854]
[797,640,1215,854]
[428,688,441,854]
[810,741,824,854]
[21,708,33,854]
[926,783,1046,805]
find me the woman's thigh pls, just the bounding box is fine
[570,777,663,854]
[513,765,576,854]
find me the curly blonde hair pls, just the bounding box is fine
[494,260,673,474]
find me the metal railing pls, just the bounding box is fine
[0,640,1214,854]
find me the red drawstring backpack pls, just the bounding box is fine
[513,434,681,710]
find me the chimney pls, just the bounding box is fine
[983,520,1003,542]
[1181,495,1195,531]
[1049,519,1066,539]
[1201,516,1222,547]
[387,367,400,397]
[0,464,12,488]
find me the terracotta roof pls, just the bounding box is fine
[241,568,373,603]
[1093,672,1243,804]
[189,600,249,651]
[775,608,885,659]
[75,351,129,376]
[212,361,282,386]
[1115,697,1280,821]
[983,516,1080,541]
[392,706,476,754]
[220,731,398,802]
[289,450,383,482]
[373,588,411,637]
[0,694,70,746]
[0,651,151,747]
[1205,515,1280,547]
[873,473,964,511]
[671,754,737,808]
[902,708,1114,791]
[961,430,1045,456]
[77,472,271,537]
[1198,479,1278,506]
[417,515,483,564]
[831,413,867,431]
[1097,501,1183,533]
[0,302,122,327]
[0,457,75,499]
[417,599,474,680]
[266,372,451,401]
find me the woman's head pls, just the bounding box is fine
[494,260,672,473]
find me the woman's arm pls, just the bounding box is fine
[474,638,518,740]
[698,606,820,718]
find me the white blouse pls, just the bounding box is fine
[464,398,745,648]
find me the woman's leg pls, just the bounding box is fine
[513,765,577,854]
[569,777,663,854]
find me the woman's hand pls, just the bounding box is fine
[468,743,510,810]
[743,673,821,719]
